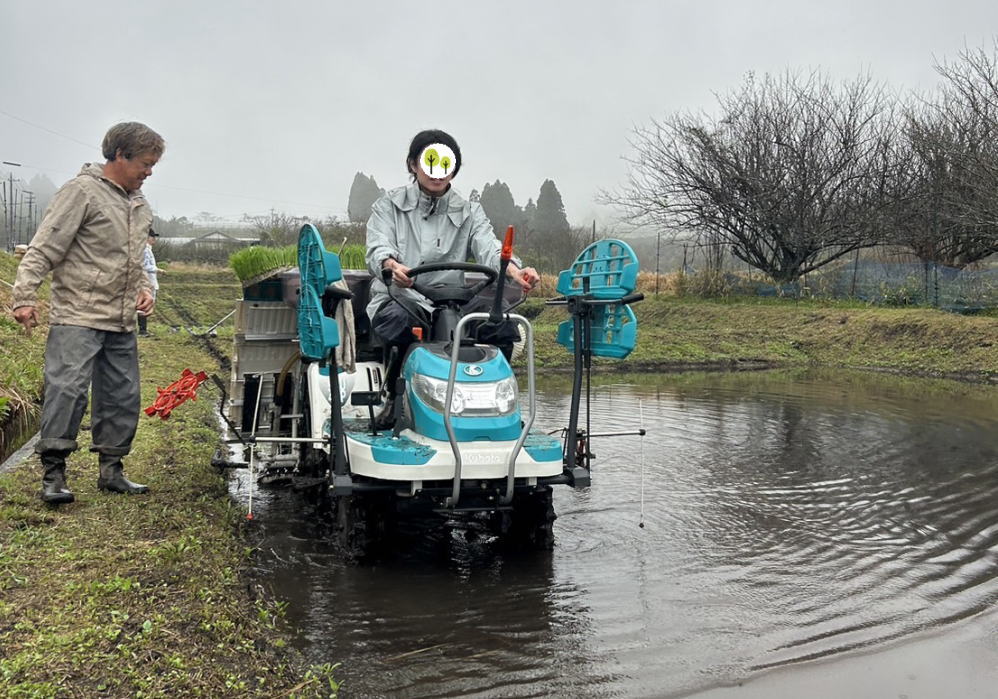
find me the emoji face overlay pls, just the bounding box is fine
[418,143,457,179]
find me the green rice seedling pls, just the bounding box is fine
[229,243,367,283]
[338,244,367,270]
[228,246,298,283]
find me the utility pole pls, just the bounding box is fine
[0,179,7,251]
[22,191,35,247]
[14,189,22,247]
[2,161,22,252]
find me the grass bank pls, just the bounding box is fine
[0,260,338,697]
[527,294,998,382]
[0,254,47,458]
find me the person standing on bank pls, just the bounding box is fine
[138,229,161,336]
[365,129,541,429]
[12,121,164,504]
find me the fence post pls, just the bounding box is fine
[655,230,662,295]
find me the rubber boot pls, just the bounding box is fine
[97,455,149,494]
[372,396,396,432]
[40,451,75,505]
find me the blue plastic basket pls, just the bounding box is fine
[556,239,639,299]
[556,303,637,359]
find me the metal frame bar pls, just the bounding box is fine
[443,312,535,508]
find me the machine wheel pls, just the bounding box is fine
[295,375,329,481]
[334,492,396,558]
[297,445,329,480]
[490,486,556,550]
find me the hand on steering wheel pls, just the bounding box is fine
[383,259,414,288]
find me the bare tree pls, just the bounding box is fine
[898,42,998,267]
[893,99,998,268]
[606,71,901,283]
[242,209,310,246]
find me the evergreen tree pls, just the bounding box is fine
[479,180,519,236]
[27,173,57,215]
[524,180,580,273]
[522,198,536,232]
[347,172,384,223]
[533,179,570,233]
[469,188,481,203]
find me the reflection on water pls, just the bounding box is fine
[232,368,998,698]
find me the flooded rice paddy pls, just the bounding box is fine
[230,368,998,697]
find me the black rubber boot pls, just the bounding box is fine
[40,451,75,505]
[97,456,149,495]
[372,396,396,432]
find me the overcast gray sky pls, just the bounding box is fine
[2,1,996,228]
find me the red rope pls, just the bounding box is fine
[144,368,209,419]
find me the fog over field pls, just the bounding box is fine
[2,0,996,228]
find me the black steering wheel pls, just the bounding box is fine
[404,262,499,307]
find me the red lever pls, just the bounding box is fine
[501,225,515,261]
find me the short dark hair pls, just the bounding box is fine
[406,129,461,179]
[102,122,165,161]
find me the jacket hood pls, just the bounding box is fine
[80,162,106,179]
[79,162,136,196]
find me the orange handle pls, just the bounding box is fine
[501,226,515,261]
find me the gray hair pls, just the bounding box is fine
[101,122,165,161]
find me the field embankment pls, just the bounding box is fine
[528,295,998,382]
[0,260,338,697]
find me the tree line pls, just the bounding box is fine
[603,42,998,284]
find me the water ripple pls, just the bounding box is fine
[231,368,998,697]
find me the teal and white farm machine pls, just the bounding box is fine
[220,225,643,555]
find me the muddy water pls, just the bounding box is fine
[230,369,998,698]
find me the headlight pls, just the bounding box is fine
[411,374,518,417]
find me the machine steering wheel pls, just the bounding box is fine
[405,262,499,307]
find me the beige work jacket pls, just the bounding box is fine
[13,163,154,332]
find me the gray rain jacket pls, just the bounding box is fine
[13,163,154,332]
[364,183,520,322]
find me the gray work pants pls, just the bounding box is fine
[36,325,141,458]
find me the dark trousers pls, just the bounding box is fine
[36,325,141,458]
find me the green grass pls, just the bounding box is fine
[0,255,340,697]
[147,263,243,334]
[0,254,49,456]
[530,294,998,381]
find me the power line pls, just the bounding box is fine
[0,110,346,214]
[0,109,99,152]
